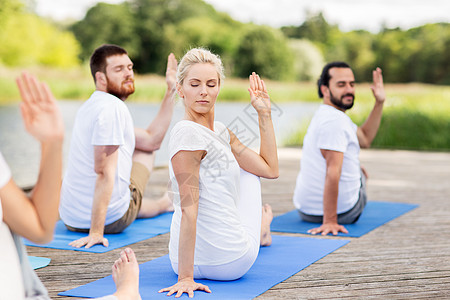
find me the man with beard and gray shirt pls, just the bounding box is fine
[293,62,386,235]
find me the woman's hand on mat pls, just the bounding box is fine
[308,222,348,236]
[159,278,211,298]
[69,233,109,248]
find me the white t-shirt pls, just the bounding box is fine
[168,120,250,266]
[293,104,361,215]
[59,91,135,228]
[0,152,25,299]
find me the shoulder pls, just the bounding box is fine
[315,105,350,128]
[214,121,230,143]
[0,152,11,189]
[170,120,202,137]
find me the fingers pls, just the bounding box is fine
[249,72,264,91]
[68,236,109,248]
[16,73,38,115]
[158,282,211,297]
[249,73,256,91]
[167,53,178,71]
[41,81,56,105]
[372,67,383,85]
[307,224,348,235]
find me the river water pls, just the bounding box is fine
[0,100,319,187]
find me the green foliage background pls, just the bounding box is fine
[0,0,449,150]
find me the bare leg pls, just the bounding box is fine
[260,204,273,246]
[112,248,141,300]
[137,192,174,218]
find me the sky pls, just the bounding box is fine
[34,0,450,32]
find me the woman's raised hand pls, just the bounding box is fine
[248,72,271,116]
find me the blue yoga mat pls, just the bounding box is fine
[29,256,51,270]
[271,201,418,237]
[59,235,349,299]
[24,212,173,253]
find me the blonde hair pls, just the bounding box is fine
[176,48,225,85]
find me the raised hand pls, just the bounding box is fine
[159,278,211,298]
[166,53,178,92]
[370,67,386,103]
[248,72,271,116]
[16,72,64,143]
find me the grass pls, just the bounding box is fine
[0,66,317,104]
[285,83,450,151]
[2,66,449,150]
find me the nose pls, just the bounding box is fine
[345,83,354,94]
[125,68,133,78]
[200,84,207,96]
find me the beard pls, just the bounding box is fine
[106,76,135,101]
[329,90,355,110]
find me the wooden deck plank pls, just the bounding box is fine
[27,148,450,299]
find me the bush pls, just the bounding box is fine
[234,26,294,81]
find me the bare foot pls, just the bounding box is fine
[260,204,273,246]
[137,192,174,218]
[112,248,141,300]
[157,191,174,213]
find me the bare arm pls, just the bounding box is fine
[159,150,211,298]
[308,149,348,236]
[357,67,386,148]
[229,72,279,179]
[0,73,64,244]
[135,53,177,152]
[69,145,119,248]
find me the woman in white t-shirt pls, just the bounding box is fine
[0,73,141,300]
[159,48,279,297]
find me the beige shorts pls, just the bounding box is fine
[66,162,150,234]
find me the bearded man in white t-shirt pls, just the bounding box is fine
[59,44,176,248]
[293,62,386,236]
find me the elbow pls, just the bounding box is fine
[29,230,54,245]
[268,170,279,179]
[139,141,161,153]
[262,168,279,179]
[360,141,371,149]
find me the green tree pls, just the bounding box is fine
[130,0,222,73]
[282,12,340,49]
[166,16,242,73]
[326,30,376,82]
[234,26,294,80]
[406,23,450,84]
[0,10,80,67]
[71,2,139,61]
[289,39,324,81]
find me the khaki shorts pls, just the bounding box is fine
[66,162,150,234]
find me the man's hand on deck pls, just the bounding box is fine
[308,222,348,236]
[69,232,109,248]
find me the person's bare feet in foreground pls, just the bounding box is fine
[260,204,273,246]
[112,248,141,300]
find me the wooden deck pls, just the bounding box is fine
[27,148,450,299]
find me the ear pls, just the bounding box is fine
[176,82,184,98]
[95,72,107,88]
[320,85,329,98]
